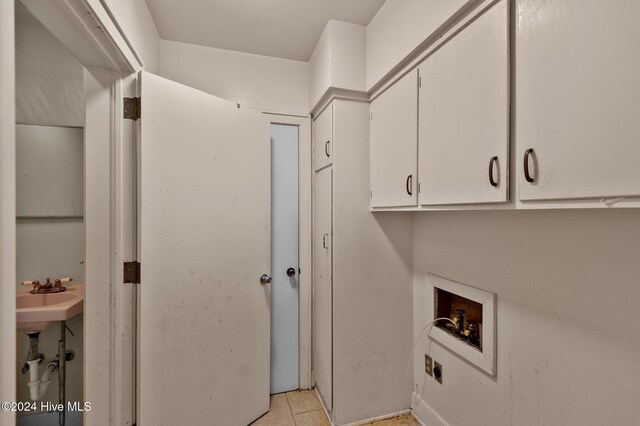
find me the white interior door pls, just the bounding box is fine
[313,166,332,411]
[270,124,299,394]
[138,71,271,426]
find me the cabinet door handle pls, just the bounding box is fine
[406,174,413,196]
[322,233,328,249]
[325,141,330,157]
[489,156,499,187]
[524,148,535,183]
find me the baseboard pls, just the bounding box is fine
[411,391,450,426]
[314,387,335,426]
[341,409,412,426]
[314,387,416,426]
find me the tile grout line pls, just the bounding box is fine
[286,393,298,426]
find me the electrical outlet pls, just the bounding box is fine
[434,361,443,384]
[425,354,433,376]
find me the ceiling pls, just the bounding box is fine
[144,0,385,61]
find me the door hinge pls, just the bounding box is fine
[123,261,141,284]
[123,97,141,120]
[419,76,422,88]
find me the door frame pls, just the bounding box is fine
[266,113,312,390]
[2,0,141,424]
[0,2,17,420]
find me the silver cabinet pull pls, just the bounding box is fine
[322,234,329,249]
[324,141,330,157]
[406,174,413,196]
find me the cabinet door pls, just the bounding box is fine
[313,166,332,411]
[314,104,333,171]
[370,69,418,208]
[517,0,640,201]
[418,0,509,205]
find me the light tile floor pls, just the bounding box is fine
[251,390,420,426]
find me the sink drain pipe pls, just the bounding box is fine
[25,331,58,401]
[26,358,57,400]
[58,320,66,426]
[23,322,71,425]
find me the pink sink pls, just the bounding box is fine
[16,284,84,333]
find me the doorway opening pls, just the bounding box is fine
[14,4,86,425]
[6,0,140,424]
[270,124,300,394]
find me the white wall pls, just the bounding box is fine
[16,125,84,217]
[308,20,367,110]
[308,25,331,111]
[16,219,85,286]
[15,8,84,413]
[330,22,366,93]
[366,0,472,90]
[15,6,85,289]
[331,100,414,424]
[15,12,84,127]
[161,40,309,115]
[103,0,161,73]
[412,210,640,426]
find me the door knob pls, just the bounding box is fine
[260,274,272,285]
[287,268,296,277]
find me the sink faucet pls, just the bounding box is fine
[54,277,72,289]
[21,277,72,294]
[42,278,53,290]
[21,280,42,294]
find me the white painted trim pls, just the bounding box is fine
[310,88,370,119]
[411,391,450,426]
[425,274,496,376]
[20,0,139,72]
[267,114,313,390]
[0,1,16,424]
[93,0,145,69]
[315,385,415,426]
[369,197,640,211]
[14,1,138,425]
[516,197,640,209]
[84,66,121,425]
[113,73,137,425]
[367,0,494,100]
[315,387,335,426]
[83,69,136,426]
[341,410,412,426]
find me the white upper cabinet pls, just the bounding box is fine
[314,104,333,171]
[418,0,509,205]
[370,69,418,208]
[517,0,640,202]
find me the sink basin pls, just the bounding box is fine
[16,284,84,333]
